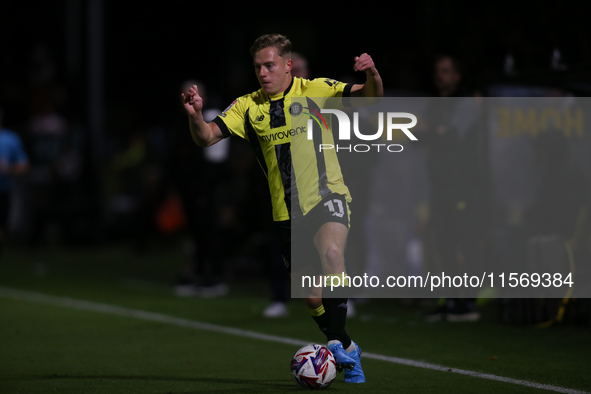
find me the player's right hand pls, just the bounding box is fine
[181,85,203,118]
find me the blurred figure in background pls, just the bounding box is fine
[290,52,309,80]
[172,81,231,298]
[510,130,589,325]
[418,55,485,322]
[0,108,29,255]
[109,127,167,249]
[22,88,72,246]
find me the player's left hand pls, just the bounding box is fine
[353,53,376,74]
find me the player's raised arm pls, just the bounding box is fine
[349,53,384,98]
[181,84,225,147]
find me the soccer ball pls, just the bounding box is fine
[290,344,337,390]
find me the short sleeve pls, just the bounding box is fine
[212,97,248,140]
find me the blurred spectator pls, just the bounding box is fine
[0,108,29,254]
[109,127,168,248]
[503,130,589,325]
[22,88,75,246]
[418,55,486,322]
[172,81,231,298]
[290,52,310,80]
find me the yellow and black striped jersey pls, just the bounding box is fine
[212,77,352,222]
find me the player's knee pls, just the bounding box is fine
[321,245,344,272]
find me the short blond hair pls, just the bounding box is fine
[250,34,292,59]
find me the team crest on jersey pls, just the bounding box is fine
[289,102,303,117]
[221,100,237,117]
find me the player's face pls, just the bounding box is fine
[253,46,292,95]
[434,58,460,93]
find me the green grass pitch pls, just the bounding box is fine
[0,245,589,393]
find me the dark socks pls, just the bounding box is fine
[318,297,351,349]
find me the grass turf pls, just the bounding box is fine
[0,245,589,393]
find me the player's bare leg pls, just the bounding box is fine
[309,222,364,382]
[301,221,349,326]
[314,222,348,276]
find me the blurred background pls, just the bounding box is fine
[1,1,590,325]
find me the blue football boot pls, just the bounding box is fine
[344,341,365,383]
[327,342,356,372]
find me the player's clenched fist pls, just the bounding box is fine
[353,53,376,74]
[181,85,204,118]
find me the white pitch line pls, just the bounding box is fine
[0,286,587,394]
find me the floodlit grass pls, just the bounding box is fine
[0,245,589,393]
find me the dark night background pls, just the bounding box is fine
[0,0,590,250]
[2,1,591,129]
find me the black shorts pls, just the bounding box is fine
[274,193,350,274]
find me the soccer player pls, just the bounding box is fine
[181,34,383,383]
